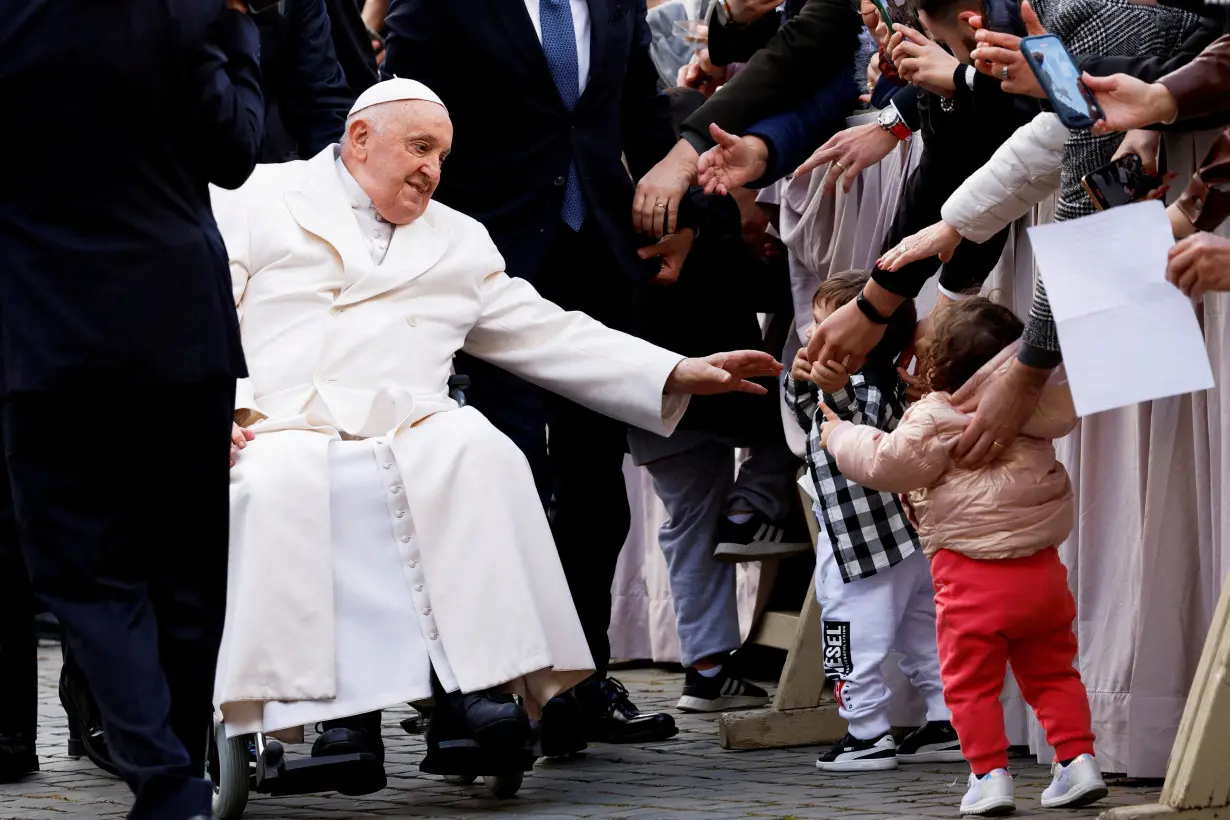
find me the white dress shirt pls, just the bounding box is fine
[523,0,591,94]
[335,154,394,265]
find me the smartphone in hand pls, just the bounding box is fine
[1081,153,1163,211]
[1019,33,1104,129]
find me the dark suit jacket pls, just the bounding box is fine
[679,0,862,155]
[256,0,355,162]
[325,0,380,97]
[382,0,676,283]
[0,0,263,393]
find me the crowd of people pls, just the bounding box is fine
[2,0,1230,818]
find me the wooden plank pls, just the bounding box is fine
[718,703,847,750]
[1161,571,1230,809]
[773,578,827,711]
[749,611,799,652]
[1100,806,1230,820]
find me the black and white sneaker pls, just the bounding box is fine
[713,511,811,563]
[816,732,898,772]
[897,720,964,764]
[676,668,771,713]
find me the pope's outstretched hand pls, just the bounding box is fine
[665,351,783,395]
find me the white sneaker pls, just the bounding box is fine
[1041,754,1108,809]
[961,769,1016,816]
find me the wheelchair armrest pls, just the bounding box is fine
[447,374,471,408]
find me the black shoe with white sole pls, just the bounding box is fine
[676,668,770,713]
[897,720,964,764]
[712,512,812,563]
[816,732,898,772]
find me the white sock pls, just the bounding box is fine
[698,664,723,678]
[727,512,754,525]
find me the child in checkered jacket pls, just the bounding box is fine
[784,271,958,773]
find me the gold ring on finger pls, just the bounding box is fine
[833,162,848,174]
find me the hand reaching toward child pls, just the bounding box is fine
[818,402,843,449]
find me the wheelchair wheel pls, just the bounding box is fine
[484,771,523,798]
[209,723,251,820]
[442,773,477,786]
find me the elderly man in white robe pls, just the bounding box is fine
[210,77,780,793]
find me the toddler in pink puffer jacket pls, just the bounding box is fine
[821,297,1106,818]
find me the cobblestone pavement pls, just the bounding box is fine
[1,646,1160,819]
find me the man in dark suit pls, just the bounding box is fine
[382,0,684,754]
[254,0,356,161]
[0,1,263,817]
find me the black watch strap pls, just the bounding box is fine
[856,293,891,325]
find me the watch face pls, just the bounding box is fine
[878,106,897,127]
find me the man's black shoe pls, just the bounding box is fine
[59,661,119,777]
[0,733,38,783]
[537,690,588,758]
[575,678,678,744]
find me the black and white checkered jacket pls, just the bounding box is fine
[785,367,921,583]
[1021,0,1200,363]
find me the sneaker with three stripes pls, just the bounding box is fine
[713,511,811,563]
[676,667,770,713]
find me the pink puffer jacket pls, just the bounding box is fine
[826,372,1077,561]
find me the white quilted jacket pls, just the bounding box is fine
[940,112,1071,243]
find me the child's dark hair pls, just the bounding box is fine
[921,297,1024,393]
[813,271,917,365]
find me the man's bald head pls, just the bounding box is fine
[340,99,453,226]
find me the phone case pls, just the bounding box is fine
[1020,34,1101,129]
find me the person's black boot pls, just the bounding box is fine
[0,733,38,783]
[312,711,385,760]
[433,690,531,753]
[575,678,678,744]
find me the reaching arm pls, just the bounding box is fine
[826,406,950,493]
[193,9,265,189]
[276,0,354,156]
[463,240,688,436]
[679,0,862,154]
[1174,129,1230,235]
[742,71,860,186]
[940,112,1067,245]
[1157,34,1230,127]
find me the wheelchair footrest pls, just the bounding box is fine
[419,738,536,776]
[255,751,386,797]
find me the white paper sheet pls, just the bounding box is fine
[1026,200,1213,417]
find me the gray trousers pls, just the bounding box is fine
[635,432,800,667]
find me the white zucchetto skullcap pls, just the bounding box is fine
[347,77,446,117]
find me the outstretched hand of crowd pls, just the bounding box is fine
[697,125,769,196]
[878,221,964,272]
[794,122,900,195]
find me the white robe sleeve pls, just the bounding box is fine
[941,112,1069,244]
[210,184,264,424]
[463,265,689,437]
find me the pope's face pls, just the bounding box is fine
[346,101,453,225]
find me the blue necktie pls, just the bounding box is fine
[540,0,586,231]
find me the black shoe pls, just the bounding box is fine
[0,733,38,783]
[537,691,588,759]
[575,678,678,744]
[676,667,770,713]
[815,732,898,772]
[59,663,119,778]
[434,691,531,753]
[897,720,964,764]
[310,712,387,796]
[313,711,385,761]
[713,511,812,563]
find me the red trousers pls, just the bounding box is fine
[931,548,1095,774]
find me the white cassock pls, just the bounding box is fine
[210,146,689,737]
